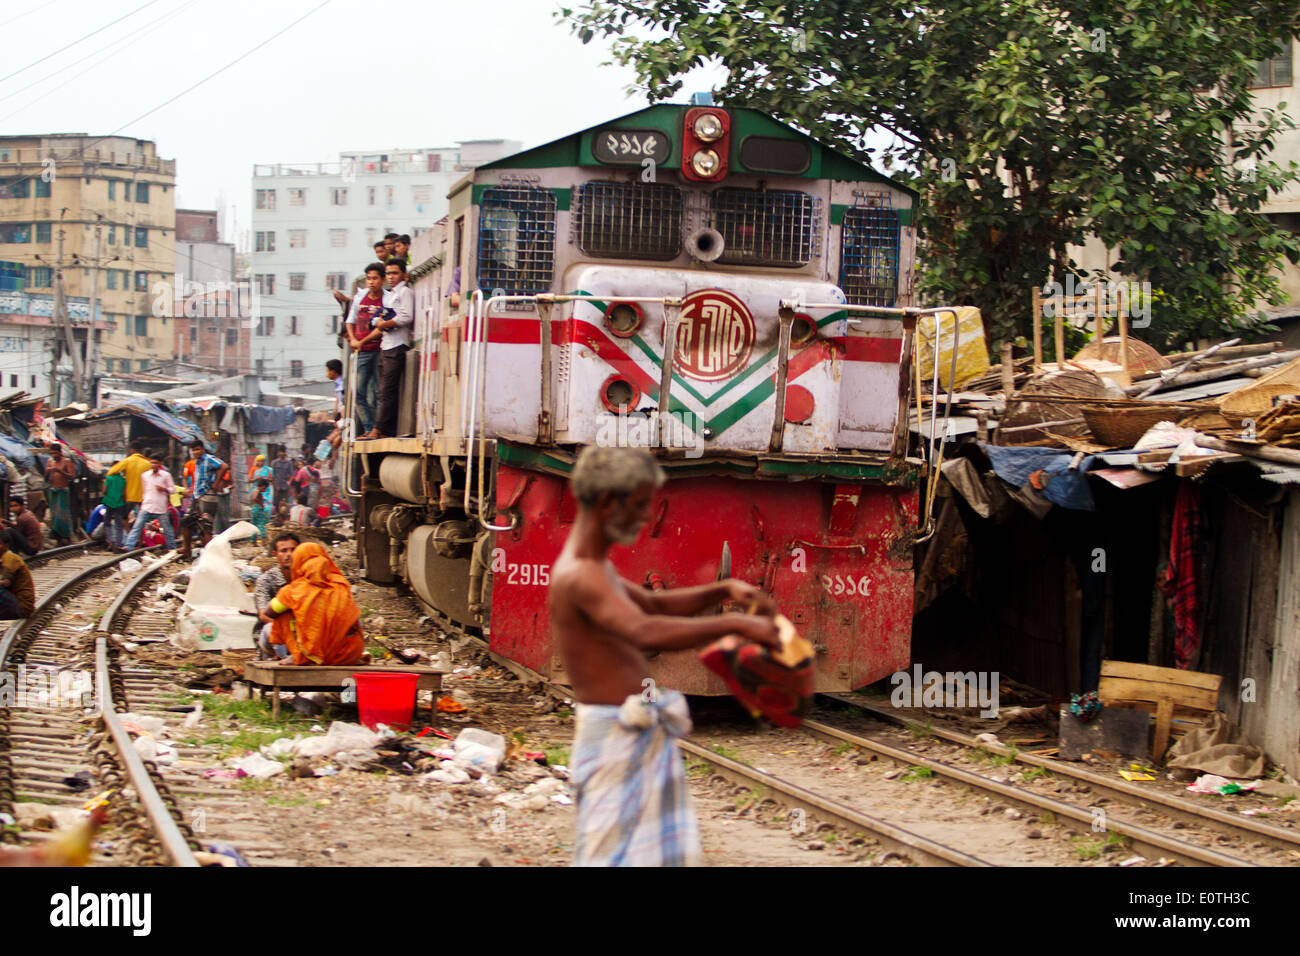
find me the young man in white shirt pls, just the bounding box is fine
[124,456,177,550]
[361,258,414,439]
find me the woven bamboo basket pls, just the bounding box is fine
[221,648,258,676]
[1081,404,1183,447]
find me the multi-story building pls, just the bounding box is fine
[249,140,520,379]
[0,273,108,402]
[0,134,178,393]
[170,208,250,374]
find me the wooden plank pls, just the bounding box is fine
[1099,676,1219,711]
[1100,659,1222,691]
[1154,698,1174,761]
[1032,288,1043,370]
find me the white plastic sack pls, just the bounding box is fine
[119,713,166,736]
[233,752,284,779]
[173,604,256,652]
[453,728,505,774]
[184,531,256,610]
[292,721,380,758]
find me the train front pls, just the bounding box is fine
[369,101,926,694]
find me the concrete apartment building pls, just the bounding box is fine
[170,208,250,373]
[0,134,179,394]
[249,140,520,380]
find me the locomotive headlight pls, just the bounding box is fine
[691,148,721,178]
[693,113,724,142]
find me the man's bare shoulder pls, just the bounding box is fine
[550,553,612,600]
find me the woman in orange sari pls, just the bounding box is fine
[258,541,366,665]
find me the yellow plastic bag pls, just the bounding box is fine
[917,306,990,389]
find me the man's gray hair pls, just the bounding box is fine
[571,445,665,506]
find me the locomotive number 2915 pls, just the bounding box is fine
[821,574,870,598]
[491,549,550,586]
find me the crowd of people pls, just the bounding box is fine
[331,232,414,440]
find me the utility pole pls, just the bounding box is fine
[82,220,103,405]
[53,210,84,404]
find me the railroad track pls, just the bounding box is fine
[799,693,1300,867]
[0,545,199,866]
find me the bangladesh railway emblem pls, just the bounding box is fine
[674,289,755,382]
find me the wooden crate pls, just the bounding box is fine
[1098,660,1221,761]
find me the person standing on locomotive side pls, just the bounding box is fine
[392,234,411,265]
[549,446,779,867]
[361,258,413,440]
[345,263,385,433]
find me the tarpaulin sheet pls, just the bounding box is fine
[243,405,296,435]
[981,443,1097,511]
[111,398,209,449]
[0,435,34,468]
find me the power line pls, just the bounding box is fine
[0,0,59,30]
[0,0,165,86]
[0,0,203,116]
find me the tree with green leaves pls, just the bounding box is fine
[562,1,1300,351]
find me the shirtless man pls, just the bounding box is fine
[548,445,778,866]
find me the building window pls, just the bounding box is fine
[29,375,34,388]
[289,273,306,290]
[256,358,266,374]
[118,269,130,288]
[27,267,52,287]
[366,227,377,246]
[189,326,197,342]
[8,375,15,388]
[1250,43,1293,88]
[288,188,306,206]
[107,270,119,290]
[255,274,275,295]
[134,226,147,248]
[330,187,348,206]
[134,271,148,291]
[255,188,277,210]
[288,229,306,248]
[290,359,303,378]
[35,222,51,243]
[289,315,301,334]
[135,182,149,203]
[427,154,442,173]
[107,225,116,245]
[35,179,50,198]
[138,359,150,371]
[329,315,339,334]
[329,228,347,248]
[0,224,30,243]
[0,178,30,199]
[134,315,148,337]
[367,186,376,206]
[325,272,348,291]
[107,180,116,200]
[385,186,394,206]
[413,185,432,203]
[225,328,237,346]
[257,316,275,336]
[255,230,275,252]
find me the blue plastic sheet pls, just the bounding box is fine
[243,405,296,435]
[981,443,1097,511]
[0,435,34,469]
[111,398,209,450]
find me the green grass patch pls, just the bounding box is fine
[1022,765,1053,782]
[236,777,275,792]
[710,744,751,766]
[1072,831,1127,861]
[686,758,712,779]
[265,794,308,807]
[511,730,528,744]
[733,786,765,811]
[544,746,570,767]
[906,719,933,739]
[832,741,855,757]
[1039,811,1056,826]
[901,765,934,782]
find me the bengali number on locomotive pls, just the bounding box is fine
[674,289,756,382]
[821,574,871,598]
[592,128,671,166]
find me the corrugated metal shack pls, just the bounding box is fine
[914,322,1300,779]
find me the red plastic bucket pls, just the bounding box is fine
[353,672,419,731]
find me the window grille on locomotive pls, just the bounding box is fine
[710,187,818,268]
[839,206,901,307]
[477,185,557,294]
[576,181,683,261]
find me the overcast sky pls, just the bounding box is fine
[1,0,724,246]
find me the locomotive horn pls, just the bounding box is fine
[686,227,725,262]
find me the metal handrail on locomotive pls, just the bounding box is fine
[347,99,945,695]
